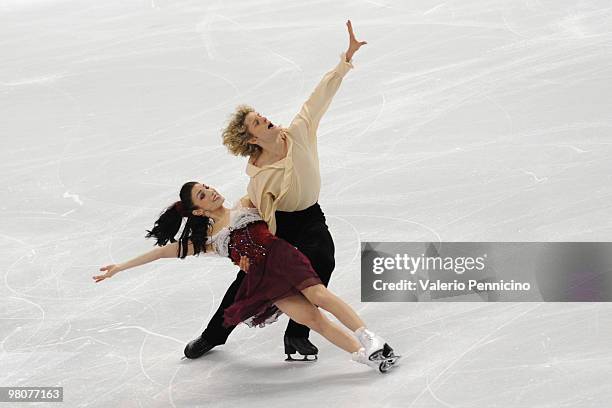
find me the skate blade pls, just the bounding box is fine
[285,353,318,362]
[369,343,396,362]
[378,355,402,373]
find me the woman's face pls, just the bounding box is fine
[244,111,280,144]
[190,183,224,215]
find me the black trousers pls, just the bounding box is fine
[201,202,336,344]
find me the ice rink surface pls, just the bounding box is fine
[2,0,612,406]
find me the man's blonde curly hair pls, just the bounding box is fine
[221,104,262,157]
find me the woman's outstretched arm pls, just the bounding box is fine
[287,20,367,145]
[93,241,202,283]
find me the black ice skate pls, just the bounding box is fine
[182,335,218,360]
[284,335,318,362]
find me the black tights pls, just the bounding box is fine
[201,203,335,344]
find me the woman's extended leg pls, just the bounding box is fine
[300,284,365,332]
[299,284,400,370]
[274,294,361,353]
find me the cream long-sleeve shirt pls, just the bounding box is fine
[245,52,354,235]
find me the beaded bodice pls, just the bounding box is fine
[206,203,276,267]
[227,222,275,269]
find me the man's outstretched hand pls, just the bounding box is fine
[345,20,367,62]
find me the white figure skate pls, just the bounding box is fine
[351,346,400,373]
[355,328,400,372]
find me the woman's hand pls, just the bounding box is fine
[345,20,367,62]
[237,256,251,272]
[93,264,121,283]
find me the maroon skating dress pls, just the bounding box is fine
[206,203,322,328]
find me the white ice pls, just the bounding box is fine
[1,0,612,407]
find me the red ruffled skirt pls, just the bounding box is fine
[223,224,322,328]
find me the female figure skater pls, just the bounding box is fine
[93,182,399,372]
[191,20,368,362]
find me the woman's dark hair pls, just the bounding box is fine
[145,181,210,258]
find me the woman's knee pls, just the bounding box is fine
[278,297,324,331]
[304,284,332,308]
